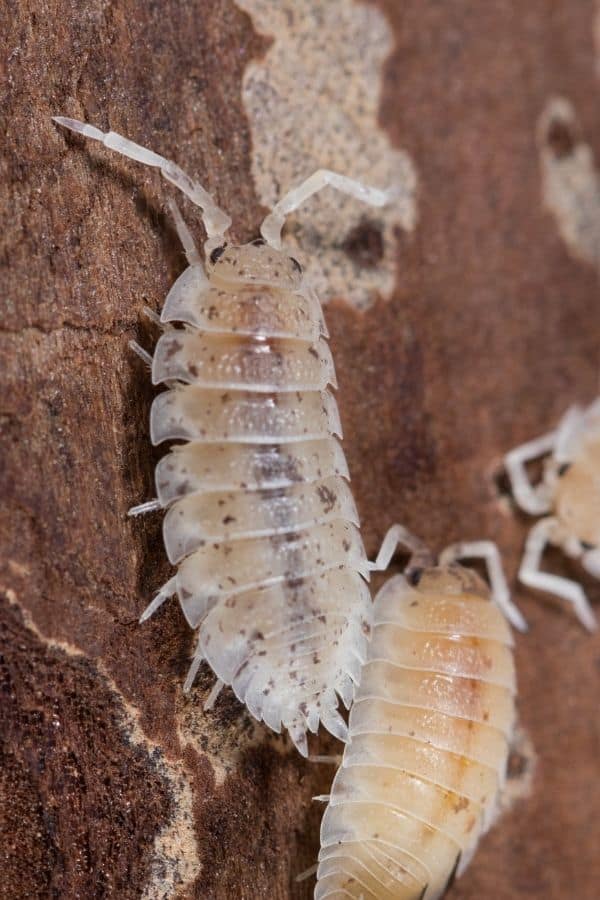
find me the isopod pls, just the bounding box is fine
[504,398,600,631]
[53,116,396,755]
[315,525,524,899]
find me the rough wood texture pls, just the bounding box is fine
[1,1,599,898]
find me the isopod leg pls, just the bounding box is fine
[139,576,177,623]
[295,863,318,883]
[368,523,434,574]
[52,116,231,241]
[142,306,162,327]
[519,517,598,631]
[553,403,586,459]
[128,498,162,516]
[439,540,528,632]
[167,198,203,267]
[581,547,600,579]
[183,638,205,693]
[129,340,153,367]
[504,430,557,515]
[260,169,396,249]
[307,754,343,765]
[204,677,225,711]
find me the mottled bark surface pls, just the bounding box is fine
[1,1,599,899]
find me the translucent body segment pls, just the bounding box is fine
[160,267,326,340]
[195,568,372,743]
[327,765,484,850]
[374,577,514,645]
[554,435,600,546]
[209,242,304,290]
[343,733,499,808]
[318,842,430,897]
[315,870,380,900]
[368,626,516,691]
[173,520,369,627]
[150,386,342,445]
[199,568,370,684]
[152,330,336,391]
[320,802,459,895]
[349,699,509,774]
[154,438,349,504]
[358,661,515,735]
[162,475,359,563]
[317,843,426,900]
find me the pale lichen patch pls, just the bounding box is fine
[237,0,418,310]
[538,97,600,271]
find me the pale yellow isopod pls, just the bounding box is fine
[314,525,525,899]
[505,398,600,631]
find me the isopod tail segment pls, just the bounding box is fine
[368,522,528,632]
[504,398,600,631]
[52,116,395,255]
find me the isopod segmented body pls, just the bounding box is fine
[316,528,520,899]
[151,242,373,754]
[53,116,395,755]
[505,397,600,631]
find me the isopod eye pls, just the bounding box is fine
[289,256,302,273]
[581,540,596,550]
[557,462,571,477]
[407,567,423,586]
[210,244,227,264]
[251,238,266,246]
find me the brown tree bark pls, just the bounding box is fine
[1,1,599,898]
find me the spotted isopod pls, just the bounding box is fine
[313,524,525,899]
[53,116,397,755]
[504,397,600,631]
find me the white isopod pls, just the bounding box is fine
[53,116,397,755]
[314,525,525,899]
[504,397,600,631]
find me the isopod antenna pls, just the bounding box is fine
[53,117,232,248]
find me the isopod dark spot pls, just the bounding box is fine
[317,484,337,513]
[407,568,423,586]
[164,339,183,360]
[210,244,227,264]
[289,256,302,273]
